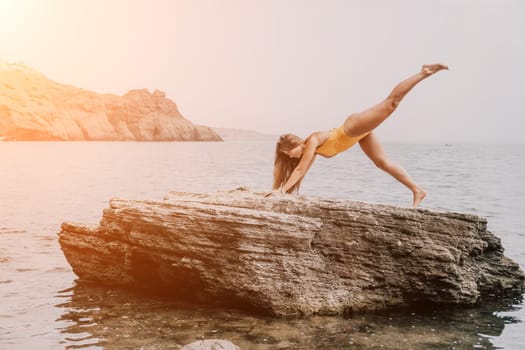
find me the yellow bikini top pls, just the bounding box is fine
[315,124,370,157]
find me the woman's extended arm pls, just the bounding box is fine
[280,139,318,193]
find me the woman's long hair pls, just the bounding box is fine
[273,133,303,194]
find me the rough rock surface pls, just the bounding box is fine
[0,61,222,141]
[58,188,524,316]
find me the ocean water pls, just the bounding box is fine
[0,141,524,349]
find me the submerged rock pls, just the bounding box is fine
[58,188,524,316]
[180,339,240,350]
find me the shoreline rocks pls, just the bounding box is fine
[0,61,222,141]
[58,188,524,316]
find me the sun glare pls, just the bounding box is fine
[0,0,22,33]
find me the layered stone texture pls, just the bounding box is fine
[58,188,524,316]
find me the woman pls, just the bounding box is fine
[267,63,448,207]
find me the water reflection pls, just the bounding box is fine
[56,281,522,350]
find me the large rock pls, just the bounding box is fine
[58,188,524,316]
[0,61,222,141]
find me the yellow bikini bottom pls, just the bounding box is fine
[315,124,370,157]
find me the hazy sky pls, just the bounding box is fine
[1,0,524,142]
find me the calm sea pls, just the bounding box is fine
[0,141,524,349]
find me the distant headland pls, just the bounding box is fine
[0,61,222,141]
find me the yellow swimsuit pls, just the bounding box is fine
[315,124,370,157]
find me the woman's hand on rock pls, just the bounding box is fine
[264,189,284,197]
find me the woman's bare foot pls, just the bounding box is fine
[421,63,448,76]
[413,188,427,208]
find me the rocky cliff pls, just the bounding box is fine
[58,188,524,316]
[0,61,222,141]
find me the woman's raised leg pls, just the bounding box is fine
[344,64,448,137]
[358,132,426,207]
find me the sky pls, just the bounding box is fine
[1,0,524,143]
